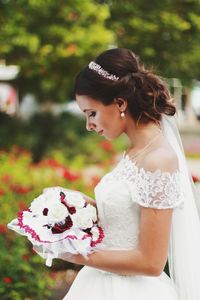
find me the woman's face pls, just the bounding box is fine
[76,95,127,140]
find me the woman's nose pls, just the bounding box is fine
[86,119,96,132]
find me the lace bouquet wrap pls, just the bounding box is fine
[7,188,104,266]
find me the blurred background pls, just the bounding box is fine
[0,0,200,299]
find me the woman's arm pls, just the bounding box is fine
[61,207,173,276]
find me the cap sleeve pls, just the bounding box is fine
[131,168,184,209]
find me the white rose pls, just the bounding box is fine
[30,190,59,212]
[72,205,97,229]
[91,227,99,241]
[65,192,85,209]
[30,194,48,214]
[47,202,69,224]
[44,190,62,206]
[86,205,97,223]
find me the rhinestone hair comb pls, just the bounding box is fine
[88,61,119,81]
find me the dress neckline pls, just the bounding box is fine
[121,151,180,176]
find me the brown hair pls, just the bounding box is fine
[74,48,176,124]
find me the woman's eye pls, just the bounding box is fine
[89,112,96,118]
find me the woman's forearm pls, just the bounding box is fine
[68,249,162,277]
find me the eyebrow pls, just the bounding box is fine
[83,109,93,112]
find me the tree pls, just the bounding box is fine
[108,0,200,84]
[0,0,114,102]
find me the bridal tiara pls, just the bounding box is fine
[88,61,119,81]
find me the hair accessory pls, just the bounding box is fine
[88,61,119,81]
[120,111,125,118]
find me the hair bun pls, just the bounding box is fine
[74,48,176,124]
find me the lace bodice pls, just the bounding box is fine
[94,154,184,251]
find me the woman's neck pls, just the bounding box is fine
[124,115,162,151]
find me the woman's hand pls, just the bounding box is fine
[57,253,85,265]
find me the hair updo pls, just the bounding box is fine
[74,48,176,124]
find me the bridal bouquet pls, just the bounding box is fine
[7,188,104,267]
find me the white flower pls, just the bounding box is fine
[86,205,97,223]
[91,227,99,241]
[65,192,85,209]
[30,194,48,214]
[72,205,97,230]
[47,202,69,224]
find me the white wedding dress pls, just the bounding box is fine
[63,153,184,300]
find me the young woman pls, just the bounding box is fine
[61,48,200,300]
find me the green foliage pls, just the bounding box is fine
[0,0,114,102]
[108,0,200,83]
[0,233,53,300]
[0,112,85,162]
[1,0,200,102]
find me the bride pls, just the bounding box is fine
[59,48,200,300]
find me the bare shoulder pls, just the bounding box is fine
[142,143,179,173]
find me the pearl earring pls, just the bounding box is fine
[120,111,125,118]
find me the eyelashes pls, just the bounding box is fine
[89,112,96,118]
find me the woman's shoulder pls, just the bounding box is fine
[141,143,179,174]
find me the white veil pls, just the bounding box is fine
[161,115,200,300]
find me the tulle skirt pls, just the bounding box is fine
[63,266,180,300]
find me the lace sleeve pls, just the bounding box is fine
[132,168,184,209]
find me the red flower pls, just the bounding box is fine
[99,141,113,152]
[22,254,30,261]
[52,216,73,234]
[45,158,61,168]
[60,191,66,202]
[60,192,76,214]
[62,168,80,182]
[90,226,104,247]
[11,184,32,194]
[1,174,11,184]
[43,208,48,216]
[67,205,76,215]
[4,277,12,284]
[0,188,4,196]
[0,224,7,234]
[192,175,199,183]
[18,201,28,210]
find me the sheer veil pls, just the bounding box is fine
[161,115,200,300]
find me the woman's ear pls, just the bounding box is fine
[114,97,128,111]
